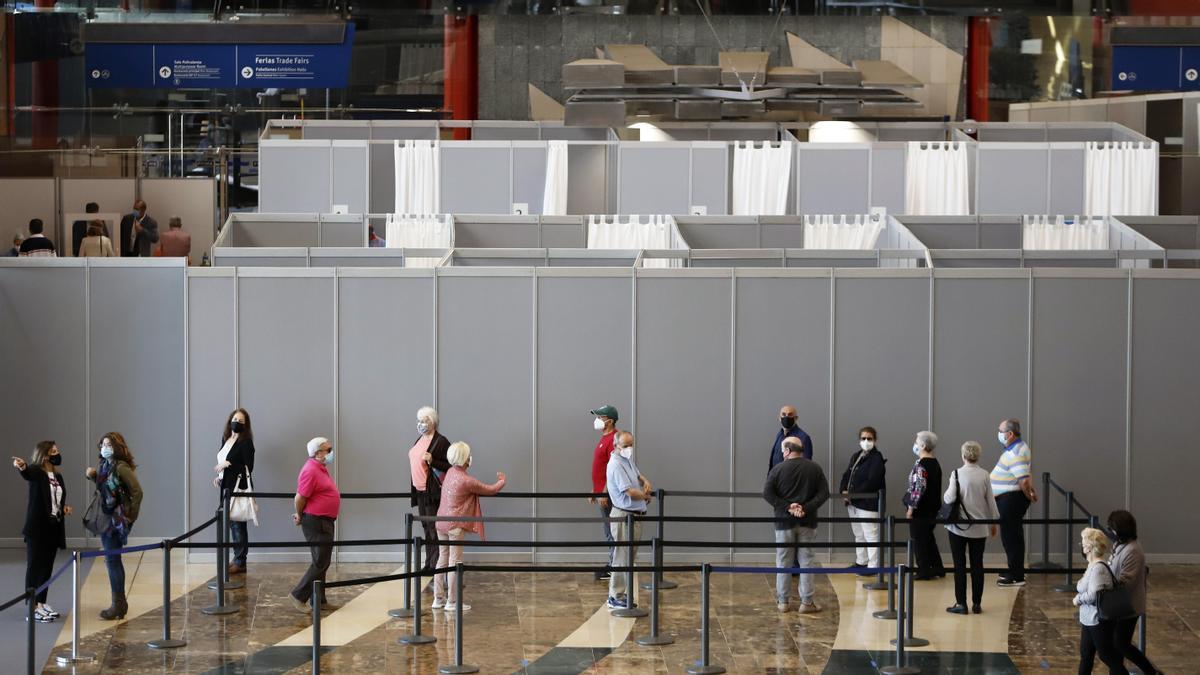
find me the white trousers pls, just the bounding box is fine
[848,506,881,567]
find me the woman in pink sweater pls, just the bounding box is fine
[433,441,506,611]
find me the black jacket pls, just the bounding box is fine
[219,436,256,496]
[410,432,451,507]
[20,466,67,548]
[839,449,887,511]
[763,456,830,530]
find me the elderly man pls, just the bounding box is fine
[158,217,192,261]
[289,437,340,613]
[769,405,813,470]
[119,200,159,257]
[991,418,1037,588]
[764,437,829,613]
[588,404,620,581]
[605,431,651,611]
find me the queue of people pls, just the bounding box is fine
[11,199,193,262]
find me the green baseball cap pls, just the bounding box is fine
[589,405,619,421]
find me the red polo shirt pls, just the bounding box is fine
[591,430,617,494]
[297,458,341,519]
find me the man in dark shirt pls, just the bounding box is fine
[72,202,105,256]
[18,219,56,257]
[769,405,813,469]
[763,437,829,614]
[119,200,159,257]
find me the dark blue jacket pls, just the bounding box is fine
[769,425,813,470]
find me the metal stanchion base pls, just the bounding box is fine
[1051,583,1075,593]
[879,666,920,674]
[611,607,649,618]
[636,634,675,646]
[207,579,244,591]
[388,607,415,618]
[201,604,240,615]
[640,579,678,591]
[54,653,95,666]
[862,581,888,590]
[1029,561,1062,570]
[872,609,898,620]
[398,634,437,645]
[686,665,726,675]
[147,638,187,650]
[438,664,480,674]
[890,637,930,647]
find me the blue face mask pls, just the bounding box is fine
[912,443,921,457]
[417,422,429,435]
[100,446,114,460]
[323,452,334,465]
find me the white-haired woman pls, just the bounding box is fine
[433,442,506,612]
[943,441,999,615]
[409,406,451,573]
[1074,527,1126,675]
[903,430,944,580]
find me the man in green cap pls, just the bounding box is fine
[588,404,620,581]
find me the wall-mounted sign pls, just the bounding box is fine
[1112,45,1200,92]
[85,24,354,89]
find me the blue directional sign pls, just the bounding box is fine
[85,24,354,89]
[1112,45,1200,92]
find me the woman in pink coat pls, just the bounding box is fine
[433,441,506,611]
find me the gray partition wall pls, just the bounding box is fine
[7,261,1200,559]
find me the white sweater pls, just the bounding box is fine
[942,463,1001,539]
[1074,560,1115,626]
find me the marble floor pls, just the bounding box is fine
[33,559,1200,674]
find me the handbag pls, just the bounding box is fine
[82,490,113,535]
[228,470,259,526]
[937,470,974,527]
[1097,561,1138,621]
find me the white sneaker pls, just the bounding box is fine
[41,604,61,619]
[431,598,445,609]
[443,602,470,612]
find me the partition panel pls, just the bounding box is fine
[0,178,56,247]
[635,273,732,554]
[618,145,690,215]
[258,141,332,213]
[331,142,369,215]
[369,142,396,214]
[1031,273,1129,557]
[0,263,87,543]
[975,147,1050,215]
[834,272,931,518]
[337,274,436,559]
[237,273,337,558]
[567,144,608,216]
[61,179,136,252]
[1130,274,1200,555]
[1048,147,1087,216]
[733,273,832,556]
[512,145,548,215]
[437,273,535,551]
[535,273,633,558]
[691,145,729,215]
[186,272,236,546]
[440,144,512,214]
[871,145,907,214]
[88,263,186,539]
[796,146,870,215]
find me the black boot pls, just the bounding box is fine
[99,593,127,620]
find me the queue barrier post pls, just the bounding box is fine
[312,579,323,675]
[641,489,676,591]
[147,539,187,649]
[685,563,725,675]
[636,537,674,646]
[1139,614,1147,653]
[1052,492,1076,593]
[202,505,239,615]
[863,490,889,591]
[1030,473,1060,570]
[54,550,95,666]
[891,540,929,648]
[26,588,35,675]
[612,513,648,618]
[208,490,244,591]
[880,564,920,674]
[388,513,415,619]
[399,536,435,646]
[439,562,479,674]
[873,516,898,620]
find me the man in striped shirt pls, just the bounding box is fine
[990,418,1038,587]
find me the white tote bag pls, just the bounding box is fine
[228,471,259,526]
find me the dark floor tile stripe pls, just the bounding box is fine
[822,649,1022,675]
[516,646,613,675]
[201,645,333,675]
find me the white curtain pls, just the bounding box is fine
[904,142,970,216]
[1023,215,1108,250]
[385,213,453,267]
[394,140,440,215]
[542,141,569,216]
[732,141,792,216]
[587,214,688,268]
[1084,141,1157,217]
[802,214,886,250]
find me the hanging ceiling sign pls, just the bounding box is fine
[83,22,354,89]
[1111,28,1200,92]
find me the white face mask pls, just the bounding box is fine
[618,446,633,459]
[998,432,1009,446]
[860,439,874,452]
[594,418,605,431]
[912,443,922,457]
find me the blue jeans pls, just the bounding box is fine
[596,502,614,578]
[230,521,249,568]
[100,530,129,597]
[775,526,817,604]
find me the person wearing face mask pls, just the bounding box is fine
[1106,510,1162,675]
[990,418,1037,588]
[605,431,652,611]
[902,431,945,581]
[12,441,72,623]
[942,441,1000,615]
[838,426,886,575]
[409,406,451,574]
[213,409,256,575]
[587,404,621,582]
[289,437,340,613]
[119,199,159,257]
[85,432,143,620]
[763,437,829,613]
[1074,527,1126,675]
[434,442,506,611]
[769,405,813,470]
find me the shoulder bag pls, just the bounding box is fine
[1097,561,1138,621]
[228,470,260,526]
[82,488,113,535]
[937,469,974,527]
